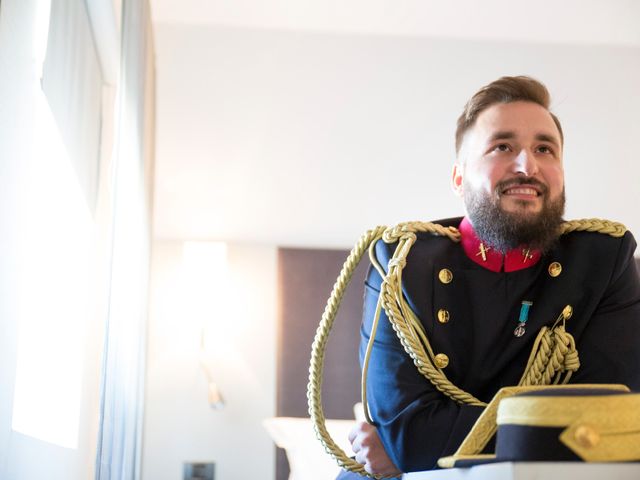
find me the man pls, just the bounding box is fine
[338,76,640,478]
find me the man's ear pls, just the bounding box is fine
[452,163,464,197]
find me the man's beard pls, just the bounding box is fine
[464,178,565,254]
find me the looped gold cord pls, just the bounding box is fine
[307,218,626,475]
[518,307,580,387]
[307,225,387,478]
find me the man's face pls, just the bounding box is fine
[452,101,565,251]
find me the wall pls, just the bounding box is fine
[142,241,277,480]
[153,24,640,248]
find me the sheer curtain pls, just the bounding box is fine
[41,0,104,212]
[95,0,155,478]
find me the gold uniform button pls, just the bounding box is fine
[574,425,600,449]
[548,261,562,277]
[437,309,450,324]
[438,268,453,284]
[434,353,449,369]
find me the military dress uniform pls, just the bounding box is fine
[338,216,640,477]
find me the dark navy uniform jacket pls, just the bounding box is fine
[348,217,640,475]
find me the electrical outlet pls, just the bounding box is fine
[183,462,215,480]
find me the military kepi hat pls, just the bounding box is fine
[438,384,640,468]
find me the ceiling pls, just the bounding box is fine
[150,0,640,47]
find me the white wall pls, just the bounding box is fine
[142,241,277,480]
[153,25,640,248]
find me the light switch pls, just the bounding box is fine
[183,462,215,480]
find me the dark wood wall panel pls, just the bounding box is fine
[276,247,369,480]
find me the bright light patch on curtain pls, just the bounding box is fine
[11,81,93,449]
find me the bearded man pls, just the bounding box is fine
[337,76,640,478]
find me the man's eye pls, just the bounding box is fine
[537,145,552,154]
[494,144,510,152]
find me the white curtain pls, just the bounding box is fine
[95,0,155,478]
[41,0,103,213]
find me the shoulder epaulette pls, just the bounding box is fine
[381,221,461,244]
[559,218,626,238]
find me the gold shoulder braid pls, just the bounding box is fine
[306,218,627,478]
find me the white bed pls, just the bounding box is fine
[263,416,355,480]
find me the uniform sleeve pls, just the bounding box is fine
[571,232,640,390]
[360,264,484,472]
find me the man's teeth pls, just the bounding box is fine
[504,187,538,196]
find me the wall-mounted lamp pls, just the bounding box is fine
[182,241,228,410]
[199,331,225,410]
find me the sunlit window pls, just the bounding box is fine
[11,74,94,451]
[11,0,103,449]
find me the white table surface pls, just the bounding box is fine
[403,462,640,480]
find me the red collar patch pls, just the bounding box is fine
[459,217,541,273]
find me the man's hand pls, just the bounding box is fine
[348,421,402,477]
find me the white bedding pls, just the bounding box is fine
[263,416,356,480]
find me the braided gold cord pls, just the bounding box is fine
[382,221,462,244]
[379,232,485,406]
[558,218,626,237]
[307,218,625,475]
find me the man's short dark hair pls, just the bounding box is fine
[455,76,564,155]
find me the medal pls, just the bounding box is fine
[514,301,533,337]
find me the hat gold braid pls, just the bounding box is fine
[307,218,626,478]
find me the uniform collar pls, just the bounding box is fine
[459,217,542,273]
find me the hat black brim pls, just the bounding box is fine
[451,456,507,468]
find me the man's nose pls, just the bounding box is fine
[513,149,539,176]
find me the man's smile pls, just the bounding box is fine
[501,186,541,197]
[496,178,547,202]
